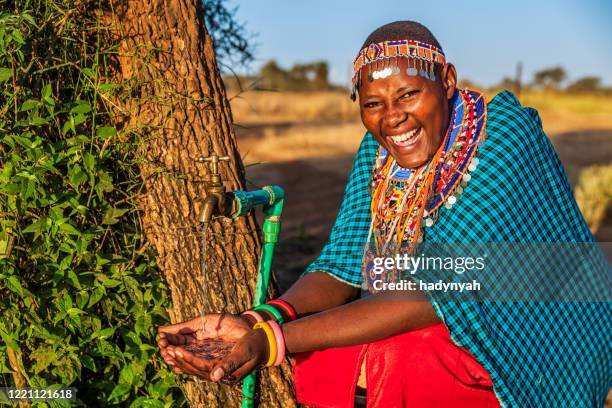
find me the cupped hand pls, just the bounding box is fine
[158,313,251,376]
[170,325,270,383]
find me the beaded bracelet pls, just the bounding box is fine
[267,320,286,366]
[253,304,285,325]
[267,299,297,321]
[253,321,277,367]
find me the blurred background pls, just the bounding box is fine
[217,0,612,290]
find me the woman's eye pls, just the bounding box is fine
[400,91,418,99]
[364,101,382,108]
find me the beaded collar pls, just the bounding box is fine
[363,88,487,289]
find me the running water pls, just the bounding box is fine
[193,225,235,361]
[199,225,209,320]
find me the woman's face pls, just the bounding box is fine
[358,58,457,169]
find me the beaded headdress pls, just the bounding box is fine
[350,40,446,100]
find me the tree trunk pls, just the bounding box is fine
[107,1,296,406]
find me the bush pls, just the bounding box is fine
[0,1,183,406]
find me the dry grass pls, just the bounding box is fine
[519,91,612,134]
[239,122,365,163]
[230,89,612,133]
[574,165,612,234]
[230,90,359,124]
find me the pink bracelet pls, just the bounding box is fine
[267,320,286,366]
[241,310,264,324]
[267,299,297,321]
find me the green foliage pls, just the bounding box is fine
[566,76,602,94]
[202,0,254,67]
[0,1,184,406]
[225,59,331,92]
[532,66,567,90]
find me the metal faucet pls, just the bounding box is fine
[197,153,230,228]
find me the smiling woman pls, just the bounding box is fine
[158,20,611,408]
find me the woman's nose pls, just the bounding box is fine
[383,103,407,128]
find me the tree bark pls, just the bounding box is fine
[107,1,296,406]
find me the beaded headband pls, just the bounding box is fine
[351,40,446,99]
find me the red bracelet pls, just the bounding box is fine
[267,299,297,321]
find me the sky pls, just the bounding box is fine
[227,0,612,88]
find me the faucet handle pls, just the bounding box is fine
[196,153,230,177]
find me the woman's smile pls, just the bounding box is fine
[387,126,422,149]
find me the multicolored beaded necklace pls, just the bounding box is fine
[363,88,487,288]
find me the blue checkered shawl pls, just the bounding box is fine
[304,91,611,407]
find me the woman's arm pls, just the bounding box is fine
[283,289,439,353]
[275,271,439,351]
[279,271,360,314]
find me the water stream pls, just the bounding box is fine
[195,225,234,358]
[199,225,209,322]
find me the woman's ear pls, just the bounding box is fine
[441,63,457,100]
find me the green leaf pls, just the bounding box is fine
[91,327,115,341]
[67,270,82,290]
[83,152,95,172]
[29,116,49,126]
[95,170,114,197]
[76,290,88,307]
[135,313,152,337]
[58,222,80,235]
[0,67,11,83]
[0,328,20,351]
[81,67,95,78]
[120,364,135,386]
[129,397,165,408]
[62,118,75,135]
[81,355,96,371]
[107,383,131,403]
[11,30,25,45]
[42,83,53,100]
[101,279,122,288]
[66,307,85,316]
[96,126,116,139]
[20,99,39,111]
[22,218,47,234]
[70,102,91,115]
[69,165,88,188]
[5,275,34,298]
[102,207,128,225]
[87,286,105,307]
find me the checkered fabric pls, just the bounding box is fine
[304,91,612,407]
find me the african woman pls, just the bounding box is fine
[158,21,611,407]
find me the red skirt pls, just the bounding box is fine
[293,323,500,408]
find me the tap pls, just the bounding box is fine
[196,153,230,228]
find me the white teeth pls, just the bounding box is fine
[390,128,420,144]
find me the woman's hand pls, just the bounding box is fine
[158,313,270,383]
[172,327,270,383]
[158,313,250,378]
